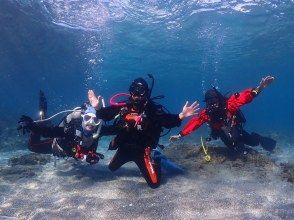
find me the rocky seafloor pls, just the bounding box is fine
[0,139,293,220]
[164,143,294,184]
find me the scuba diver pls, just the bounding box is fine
[88,75,199,188]
[170,75,276,155]
[18,91,116,164]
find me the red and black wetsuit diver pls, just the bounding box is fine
[170,75,276,155]
[18,92,116,164]
[89,76,199,188]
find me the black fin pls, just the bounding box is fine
[260,136,276,152]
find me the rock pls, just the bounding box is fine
[164,143,284,182]
[0,165,38,181]
[0,165,42,182]
[8,153,51,166]
[0,153,52,181]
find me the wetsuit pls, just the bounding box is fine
[28,111,116,163]
[97,101,181,188]
[180,88,269,151]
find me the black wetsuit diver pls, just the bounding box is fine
[18,91,116,164]
[96,78,182,188]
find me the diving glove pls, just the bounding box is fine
[86,152,99,165]
[169,134,182,142]
[17,115,34,135]
[86,151,104,164]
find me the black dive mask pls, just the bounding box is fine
[129,83,148,97]
[128,77,150,109]
[129,77,149,97]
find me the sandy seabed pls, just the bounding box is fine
[0,138,293,220]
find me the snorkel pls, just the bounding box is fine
[147,74,154,99]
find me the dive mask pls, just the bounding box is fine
[82,113,101,126]
[129,83,148,97]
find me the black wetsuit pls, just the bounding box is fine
[28,116,116,160]
[97,101,181,188]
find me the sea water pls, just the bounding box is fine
[0,0,293,219]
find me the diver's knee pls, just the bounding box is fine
[108,162,118,172]
[147,181,160,189]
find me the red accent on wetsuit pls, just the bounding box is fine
[74,145,98,162]
[227,88,254,115]
[125,113,142,125]
[180,109,209,136]
[180,88,255,136]
[144,146,158,184]
[74,145,84,159]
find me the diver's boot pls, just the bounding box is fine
[39,90,47,120]
[259,135,276,152]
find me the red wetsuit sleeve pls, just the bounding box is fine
[227,88,255,114]
[180,109,209,136]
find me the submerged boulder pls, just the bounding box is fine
[0,153,51,181]
[8,153,51,166]
[0,165,39,181]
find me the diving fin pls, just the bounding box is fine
[152,149,184,173]
[161,158,185,173]
[260,136,276,152]
[39,90,47,120]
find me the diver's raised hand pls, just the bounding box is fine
[169,134,182,142]
[253,75,275,95]
[179,101,200,120]
[88,90,102,110]
[17,115,34,135]
[259,75,275,90]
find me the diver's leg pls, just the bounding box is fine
[108,148,130,171]
[242,131,276,151]
[241,130,260,147]
[28,133,53,154]
[135,147,161,189]
[218,127,247,159]
[218,127,235,149]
